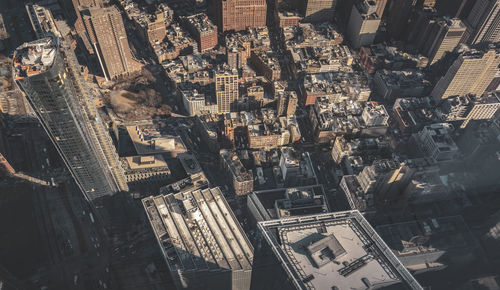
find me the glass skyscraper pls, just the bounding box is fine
[13,37,128,210]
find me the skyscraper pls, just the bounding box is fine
[81,6,142,80]
[13,37,128,210]
[347,0,381,49]
[421,18,466,65]
[216,70,239,113]
[215,0,267,32]
[431,46,500,101]
[466,0,500,44]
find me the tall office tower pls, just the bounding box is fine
[81,6,142,80]
[466,0,500,44]
[435,0,471,18]
[13,38,128,209]
[300,0,337,22]
[421,18,466,65]
[386,0,418,40]
[431,47,500,101]
[215,0,267,32]
[347,0,381,49]
[216,70,239,113]
[142,187,254,290]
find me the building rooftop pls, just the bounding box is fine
[356,0,379,19]
[26,3,62,39]
[285,23,343,49]
[393,97,439,131]
[376,70,430,90]
[421,123,457,150]
[159,174,209,196]
[303,72,370,102]
[126,125,187,155]
[258,211,422,290]
[362,102,389,127]
[178,153,202,176]
[248,185,328,220]
[184,13,216,34]
[220,149,253,183]
[197,114,219,139]
[143,187,254,273]
[440,93,500,122]
[123,154,168,170]
[13,37,57,80]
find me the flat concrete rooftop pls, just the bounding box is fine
[258,211,422,290]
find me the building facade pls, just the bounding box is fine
[182,14,218,52]
[347,1,381,49]
[431,47,500,101]
[215,0,267,32]
[465,0,500,45]
[216,70,239,113]
[422,18,466,65]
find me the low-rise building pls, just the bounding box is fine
[301,72,370,105]
[373,70,431,100]
[181,13,217,52]
[362,102,389,127]
[179,83,217,116]
[331,136,391,166]
[221,109,298,148]
[126,124,187,157]
[121,155,171,185]
[247,185,328,222]
[250,50,281,81]
[220,149,254,195]
[414,123,460,162]
[195,114,220,153]
[393,97,440,133]
[277,11,302,27]
[309,97,365,143]
[278,147,317,187]
[358,43,428,74]
[276,90,298,116]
